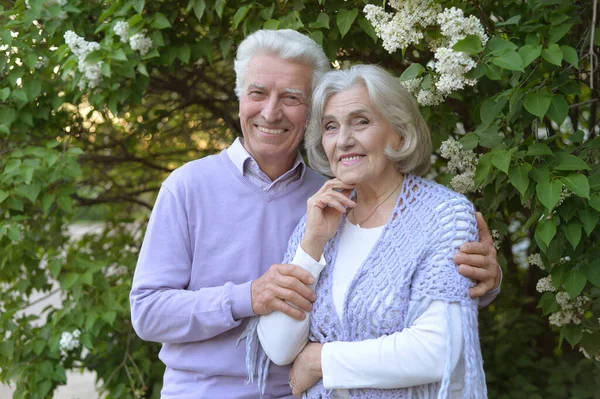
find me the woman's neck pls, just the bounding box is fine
[349,170,405,228]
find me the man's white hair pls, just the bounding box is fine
[234,29,331,98]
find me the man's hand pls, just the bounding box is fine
[455,212,501,298]
[251,264,317,321]
[289,343,323,397]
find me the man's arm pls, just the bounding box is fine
[454,212,502,306]
[130,185,316,344]
[130,186,255,344]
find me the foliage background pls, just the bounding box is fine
[0,0,599,397]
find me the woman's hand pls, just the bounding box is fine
[301,179,355,261]
[289,343,324,397]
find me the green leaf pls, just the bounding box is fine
[486,36,518,54]
[561,220,582,248]
[492,50,524,71]
[492,150,511,174]
[128,14,143,27]
[336,8,358,38]
[112,49,128,61]
[399,63,424,81]
[57,195,73,213]
[552,152,591,171]
[215,0,226,18]
[101,310,117,325]
[263,19,280,30]
[527,143,553,156]
[548,24,572,43]
[560,45,579,68]
[0,87,9,101]
[452,35,483,54]
[61,273,79,290]
[0,190,8,204]
[133,0,145,13]
[358,16,377,42]
[309,13,329,29]
[563,270,587,298]
[192,0,206,21]
[259,3,274,20]
[509,163,532,195]
[589,194,600,212]
[547,95,569,125]
[32,340,46,356]
[152,13,172,29]
[49,259,62,279]
[578,208,599,236]
[518,44,542,67]
[177,44,191,64]
[309,30,323,46]
[562,324,583,347]
[233,5,251,29]
[0,107,16,126]
[474,153,493,187]
[480,96,507,125]
[560,174,589,198]
[137,63,149,77]
[524,91,551,118]
[581,332,600,356]
[84,50,104,63]
[24,80,42,100]
[542,44,562,66]
[219,38,233,59]
[551,263,569,287]
[536,179,562,210]
[0,342,14,359]
[538,291,559,316]
[495,15,521,26]
[14,183,41,203]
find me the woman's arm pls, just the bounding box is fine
[257,245,326,365]
[321,301,461,389]
[288,300,462,393]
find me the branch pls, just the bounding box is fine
[591,0,598,89]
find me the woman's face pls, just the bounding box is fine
[321,85,402,185]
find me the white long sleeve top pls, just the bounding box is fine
[257,219,465,396]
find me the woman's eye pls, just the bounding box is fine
[324,123,336,132]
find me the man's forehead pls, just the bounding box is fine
[245,55,312,89]
[246,82,307,96]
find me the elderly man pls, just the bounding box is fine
[130,29,500,399]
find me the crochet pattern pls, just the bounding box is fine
[245,174,487,399]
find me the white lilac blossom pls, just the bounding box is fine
[449,170,475,194]
[557,186,573,207]
[59,329,81,355]
[129,32,153,56]
[64,31,103,89]
[113,21,129,43]
[536,276,555,293]
[365,2,487,106]
[549,292,591,327]
[364,0,440,53]
[528,253,544,269]
[439,137,479,194]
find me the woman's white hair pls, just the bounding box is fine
[305,64,432,177]
[234,29,331,98]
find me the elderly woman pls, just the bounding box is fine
[243,65,487,398]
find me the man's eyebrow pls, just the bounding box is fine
[281,88,307,97]
[246,83,266,91]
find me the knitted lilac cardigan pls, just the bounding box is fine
[242,175,487,398]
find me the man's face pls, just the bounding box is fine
[238,54,312,174]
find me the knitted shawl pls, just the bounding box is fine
[242,175,487,399]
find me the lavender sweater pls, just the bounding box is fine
[130,149,326,398]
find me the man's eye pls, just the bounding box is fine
[282,96,302,106]
[357,118,369,125]
[248,91,265,99]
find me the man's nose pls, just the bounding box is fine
[261,94,283,122]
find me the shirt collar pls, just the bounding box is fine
[227,137,306,180]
